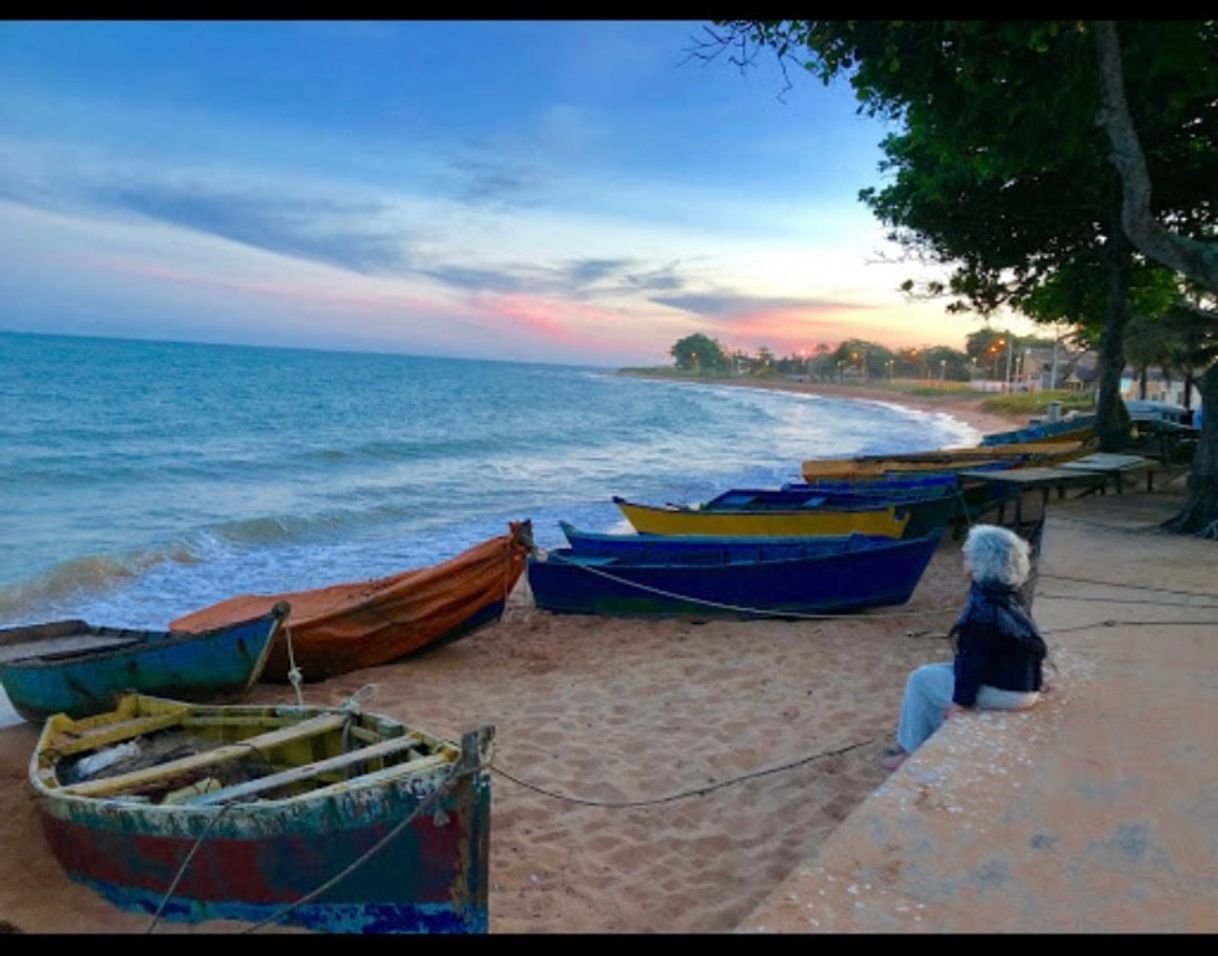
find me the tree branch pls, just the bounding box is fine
[1094,20,1218,292]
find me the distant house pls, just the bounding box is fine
[1121,367,1203,409]
[1061,352,1098,391]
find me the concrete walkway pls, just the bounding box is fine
[739,490,1218,932]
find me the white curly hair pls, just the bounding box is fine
[962,524,1031,587]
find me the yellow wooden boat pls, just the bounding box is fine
[799,440,1090,482]
[612,496,911,538]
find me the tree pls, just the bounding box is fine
[1094,20,1218,535]
[700,22,1218,456]
[670,333,729,373]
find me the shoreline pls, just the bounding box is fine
[616,371,1027,441]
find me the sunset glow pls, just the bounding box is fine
[0,21,1033,364]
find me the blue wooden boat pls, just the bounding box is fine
[31,693,491,933]
[528,528,943,618]
[694,481,1014,535]
[0,604,288,722]
[980,415,1096,446]
[559,521,896,559]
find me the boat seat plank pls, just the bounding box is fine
[0,635,141,665]
[185,731,430,806]
[302,754,455,801]
[52,712,188,758]
[60,712,348,798]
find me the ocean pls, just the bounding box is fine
[0,330,976,634]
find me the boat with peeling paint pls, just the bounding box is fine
[30,693,492,933]
[0,604,288,722]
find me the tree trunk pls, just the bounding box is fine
[1096,202,1133,452]
[1138,364,1148,400]
[1183,369,1194,411]
[1094,22,1218,291]
[1163,362,1218,537]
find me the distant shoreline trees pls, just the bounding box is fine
[663,333,1026,384]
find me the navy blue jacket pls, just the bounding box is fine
[951,580,1047,707]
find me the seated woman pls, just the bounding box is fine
[882,524,1047,772]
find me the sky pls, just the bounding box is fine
[0,21,1033,367]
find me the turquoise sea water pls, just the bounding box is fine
[0,330,977,632]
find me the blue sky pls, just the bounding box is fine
[0,21,1025,365]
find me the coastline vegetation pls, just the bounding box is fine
[695,21,1218,535]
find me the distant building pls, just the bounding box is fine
[1121,367,1203,409]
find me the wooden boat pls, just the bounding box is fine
[980,415,1096,446]
[559,521,896,558]
[30,693,492,933]
[613,495,911,538]
[0,604,288,722]
[799,439,1090,481]
[529,529,943,618]
[694,484,1012,537]
[172,523,532,681]
[792,459,1018,495]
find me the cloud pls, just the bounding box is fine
[651,292,879,319]
[93,182,410,275]
[562,257,631,284]
[446,156,545,207]
[420,265,525,293]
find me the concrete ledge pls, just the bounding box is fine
[739,505,1218,933]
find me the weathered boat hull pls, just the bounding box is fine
[0,606,286,722]
[799,439,1090,481]
[560,522,896,558]
[171,523,531,681]
[613,496,911,538]
[696,484,1014,537]
[31,695,491,933]
[529,530,942,618]
[980,416,1096,446]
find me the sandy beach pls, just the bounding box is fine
[0,382,1028,934]
[0,537,978,934]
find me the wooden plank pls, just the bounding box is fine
[1059,453,1154,472]
[957,467,1109,486]
[184,731,431,806]
[51,712,187,758]
[303,754,455,801]
[0,635,140,665]
[60,712,348,798]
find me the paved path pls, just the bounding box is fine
[739,490,1218,932]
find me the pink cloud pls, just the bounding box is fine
[709,306,965,354]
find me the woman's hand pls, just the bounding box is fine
[943,703,969,720]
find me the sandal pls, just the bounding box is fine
[880,751,909,772]
[881,745,905,759]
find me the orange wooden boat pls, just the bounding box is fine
[172,522,532,681]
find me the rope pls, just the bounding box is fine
[241,764,479,933]
[1045,618,1218,636]
[540,549,955,620]
[1039,572,1218,600]
[490,736,877,809]
[340,684,378,712]
[145,802,239,934]
[283,625,304,707]
[1036,592,1218,609]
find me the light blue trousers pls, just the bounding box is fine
[897,662,1041,754]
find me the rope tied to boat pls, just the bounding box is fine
[282,624,304,707]
[539,547,956,620]
[341,683,377,713]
